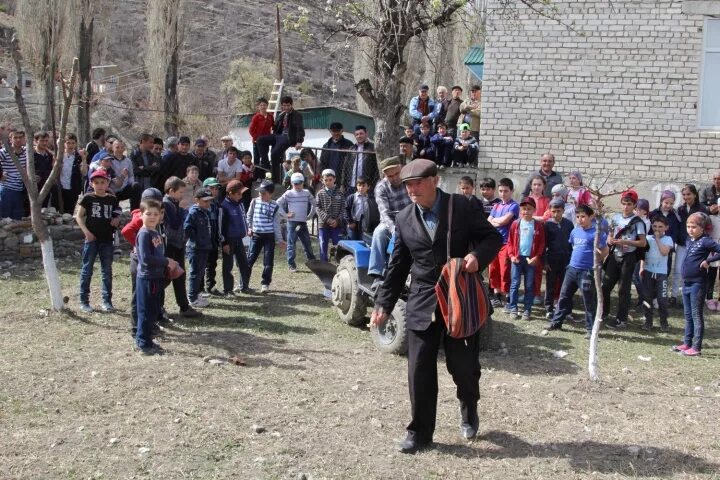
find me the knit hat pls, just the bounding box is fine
[660,190,676,202]
[637,198,650,212]
[569,171,583,185]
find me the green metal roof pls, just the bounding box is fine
[463,46,485,65]
[231,106,375,137]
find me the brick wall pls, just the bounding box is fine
[480,0,720,185]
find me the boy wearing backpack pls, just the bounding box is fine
[602,190,648,329]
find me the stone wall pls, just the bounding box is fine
[0,209,131,260]
[479,0,720,183]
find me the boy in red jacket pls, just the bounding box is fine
[505,197,546,320]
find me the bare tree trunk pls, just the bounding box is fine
[164,43,179,137]
[76,15,93,145]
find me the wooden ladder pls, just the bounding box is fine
[268,79,284,116]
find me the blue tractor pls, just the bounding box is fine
[308,200,493,355]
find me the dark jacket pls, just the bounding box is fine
[163,194,187,249]
[543,217,574,263]
[699,185,720,210]
[375,191,503,330]
[677,202,708,246]
[184,204,213,251]
[521,170,563,197]
[273,109,305,145]
[190,151,216,181]
[319,136,354,189]
[444,97,464,130]
[130,147,160,190]
[347,141,379,190]
[220,197,248,244]
[683,235,720,283]
[62,151,86,194]
[157,152,192,190]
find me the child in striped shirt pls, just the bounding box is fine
[246,180,285,293]
[315,169,345,262]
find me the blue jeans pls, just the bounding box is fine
[222,239,250,292]
[550,266,597,331]
[247,232,275,286]
[135,277,161,348]
[287,221,315,268]
[682,281,706,350]
[79,240,114,304]
[319,226,341,262]
[368,223,392,276]
[0,185,25,220]
[508,256,536,313]
[187,248,209,302]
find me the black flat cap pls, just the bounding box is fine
[400,159,438,182]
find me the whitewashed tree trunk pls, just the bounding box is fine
[588,223,604,381]
[41,239,63,310]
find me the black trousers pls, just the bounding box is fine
[166,245,189,311]
[706,266,718,300]
[406,318,481,442]
[204,247,219,291]
[602,251,637,322]
[256,134,291,183]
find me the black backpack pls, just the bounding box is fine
[608,215,649,261]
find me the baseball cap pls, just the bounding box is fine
[291,173,305,184]
[195,138,207,146]
[202,177,220,187]
[458,123,471,131]
[90,169,109,180]
[621,189,639,204]
[419,84,429,91]
[194,188,215,201]
[321,169,336,178]
[141,188,163,201]
[519,197,536,209]
[256,180,275,193]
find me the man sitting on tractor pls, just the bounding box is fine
[368,157,412,291]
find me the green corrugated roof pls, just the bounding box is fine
[463,46,484,65]
[231,106,375,137]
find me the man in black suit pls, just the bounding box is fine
[256,95,305,184]
[371,159,502,454]
[345,125,379,194]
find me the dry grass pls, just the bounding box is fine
[0,252,719,479]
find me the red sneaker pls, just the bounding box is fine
[682,348,701,357]
[672,344,690,352]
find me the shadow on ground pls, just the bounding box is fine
[433,430,718,477]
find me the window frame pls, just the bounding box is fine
[698,18,720,130]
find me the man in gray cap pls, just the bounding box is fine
[371,159,502,454]
[367,157,412,289]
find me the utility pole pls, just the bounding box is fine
[275,4,283,80]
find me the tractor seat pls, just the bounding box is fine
[362,232,374,246]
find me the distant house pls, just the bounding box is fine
[464,45,484,82]
[480,0,720,202]
[229,105,376,156]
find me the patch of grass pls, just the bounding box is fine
[0,249,719,478]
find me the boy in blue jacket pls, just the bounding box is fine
[136,199,177,355]
[220,180,252,294]
[430,122,454,168]
[184,188,215,308]
[163,177,200,318]
[202,177,222,295]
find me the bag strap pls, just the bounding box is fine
[446,194,453,261]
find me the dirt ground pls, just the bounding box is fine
[0,253,719,479]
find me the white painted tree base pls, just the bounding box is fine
[41,239,64,311]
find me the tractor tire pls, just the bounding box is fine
[370,299,408,355]
[331,255,369,326]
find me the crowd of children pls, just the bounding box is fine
[458,174,719,356]
[11,120,708,358]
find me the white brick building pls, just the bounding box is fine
[480,0,720,198]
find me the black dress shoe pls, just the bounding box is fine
[398,435,431,454]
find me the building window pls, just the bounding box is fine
[699,18,720,129]
[24,79,31,88]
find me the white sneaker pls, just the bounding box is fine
[261,285,269,293]
[199,292,211,298]
[189,297,210,308]
[233,285,242,293]
[288,266,297,273]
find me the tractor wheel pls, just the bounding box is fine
[331,255,369,326]
[370,299,408,355]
